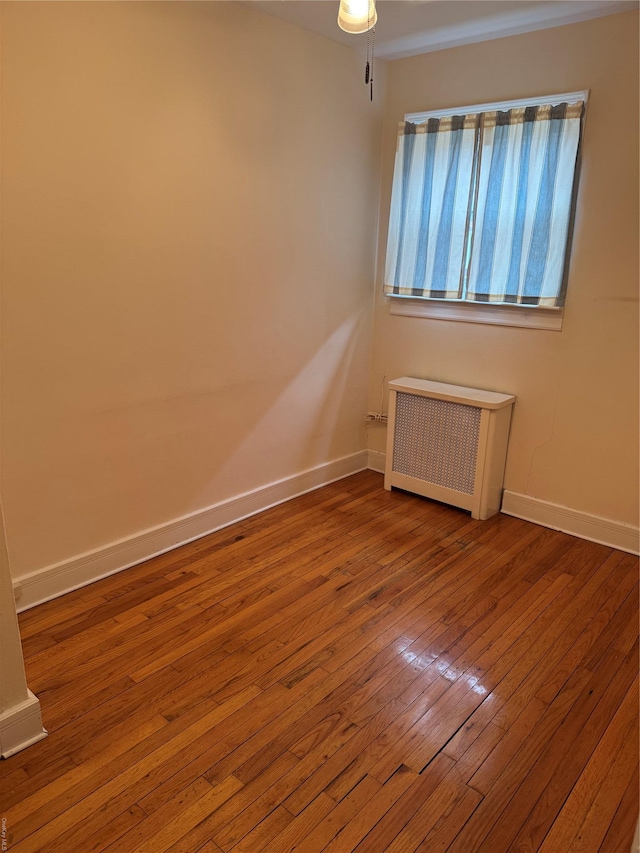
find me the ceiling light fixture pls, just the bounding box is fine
[337,0,377,34]
[337,0,377,101]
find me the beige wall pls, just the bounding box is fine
[369,11,639,526]
[1,2,383,576]
[1,3,638,589]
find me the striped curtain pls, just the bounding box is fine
[384,101,584,307]
[384,115,479,298]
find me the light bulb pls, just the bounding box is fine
[337,0,377,34]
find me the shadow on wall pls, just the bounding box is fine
[195,309,369,508]
[5,309,370,580]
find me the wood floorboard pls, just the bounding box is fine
[3,471,638,852]
[598,765,640,853]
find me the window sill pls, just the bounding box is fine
[387,296,563,331]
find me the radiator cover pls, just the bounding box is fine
[384,378,515,520]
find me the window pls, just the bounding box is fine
[384,92,587,329]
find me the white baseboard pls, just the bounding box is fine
[0,690,47,759]
[367,449,386,474]
[365,450,637,554]
[501,491,640,555]
[15,451,368,612]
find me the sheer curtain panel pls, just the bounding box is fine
[384,99,584,308]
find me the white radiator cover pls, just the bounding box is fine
[384,377,515,520]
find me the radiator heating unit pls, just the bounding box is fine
[384,377,515,520]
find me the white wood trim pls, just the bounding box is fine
[501,491,640,555]
[383,389,399,492]
[367,450,386,474]
[388,296,564,331]
[478,406,514,520]
[13,451,368,612]
[388,377,515,411]
[372,453,638,554]
[471,409,491,519]
[0,690,47,759]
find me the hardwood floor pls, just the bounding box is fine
[3,471,638,852]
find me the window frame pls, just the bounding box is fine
[385,89,589,331]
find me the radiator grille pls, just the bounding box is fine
[392,393,481,495]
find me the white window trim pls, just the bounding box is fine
[387,295,564,331]
[387,89,588,331]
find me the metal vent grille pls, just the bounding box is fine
[392,392,481,495]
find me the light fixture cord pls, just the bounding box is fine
[365,7,375,101]
[370,25,375,101]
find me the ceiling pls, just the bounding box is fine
[246,0,638,59]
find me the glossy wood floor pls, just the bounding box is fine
[3,471,638,852]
